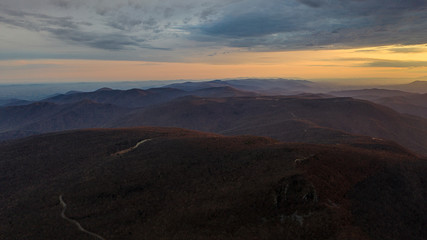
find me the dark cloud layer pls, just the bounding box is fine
[388,47,427,53]
[47,28,142,50]
[0,6,159,50]
[195,0,427,49]
[297,0,322,8]
[1,0,427,55]
[361,60,427,68]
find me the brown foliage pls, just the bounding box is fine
[0,127,425,239]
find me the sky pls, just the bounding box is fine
[1,0,427,84]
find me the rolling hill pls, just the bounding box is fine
[42,86,257,108]
[0,98,32,107]
[3,88,427,156]
[386,80,427,93]
[116,95,427,156]
[0,127,425,240]
[374,94,427,118]
[0,87,256,141]
[43,87,186,108]
[0,100,129,140]
[166,78,321,95]
[330,89,427,118]
[330,89,414,101]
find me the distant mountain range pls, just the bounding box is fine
[0,100,128,135]
[330,89,427,118]
[3,79,427,156]
[0,98,32,106]
[44,85,258,108]
[0,84,258,140]
[2,84,427,156]
[115,95,427,156]
[2,79,427,103]
[386,80,427,93]
[165,78,321,94]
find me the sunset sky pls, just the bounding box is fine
[1,0,427,84]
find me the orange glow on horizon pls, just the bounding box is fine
[1,44,427,85]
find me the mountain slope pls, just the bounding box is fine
[374,94,427,118]
[3,91,427,156]
[43,87,187,108]
[330,89,414,101]
[42,86,257,109]
[0,98,32,106]
[191,86,258,98]
[166,79,320,94]
[116,96,427,155]
[0,127,425,240]
[0,100,130,140]
[387,81,427,93]
[330,89,427,118]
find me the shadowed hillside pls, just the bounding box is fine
[42,86,256,108]
[116,96,427,156]
[166,79,321,95]
[330,89,427,118]
[43,87,187,108]
[0,100,129,139]
[0,127,425,240]
[3,86,427,156]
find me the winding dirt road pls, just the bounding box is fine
[112,138,152,156]
[59,195,106,240]
[58,139,152,238]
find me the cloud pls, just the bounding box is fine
[1,0,427,59]
[49,0,72,9]
[0,63,63,71]
[329,57,427,68]
[388,47,427,53]
[192,0,427,50]
[361,60,427,68]
[0,7,164,50]
[297,0,323,8]
[201,13,302,38]
[0,9,77,32]
[47,28,142,50]
[198,0,303,38]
